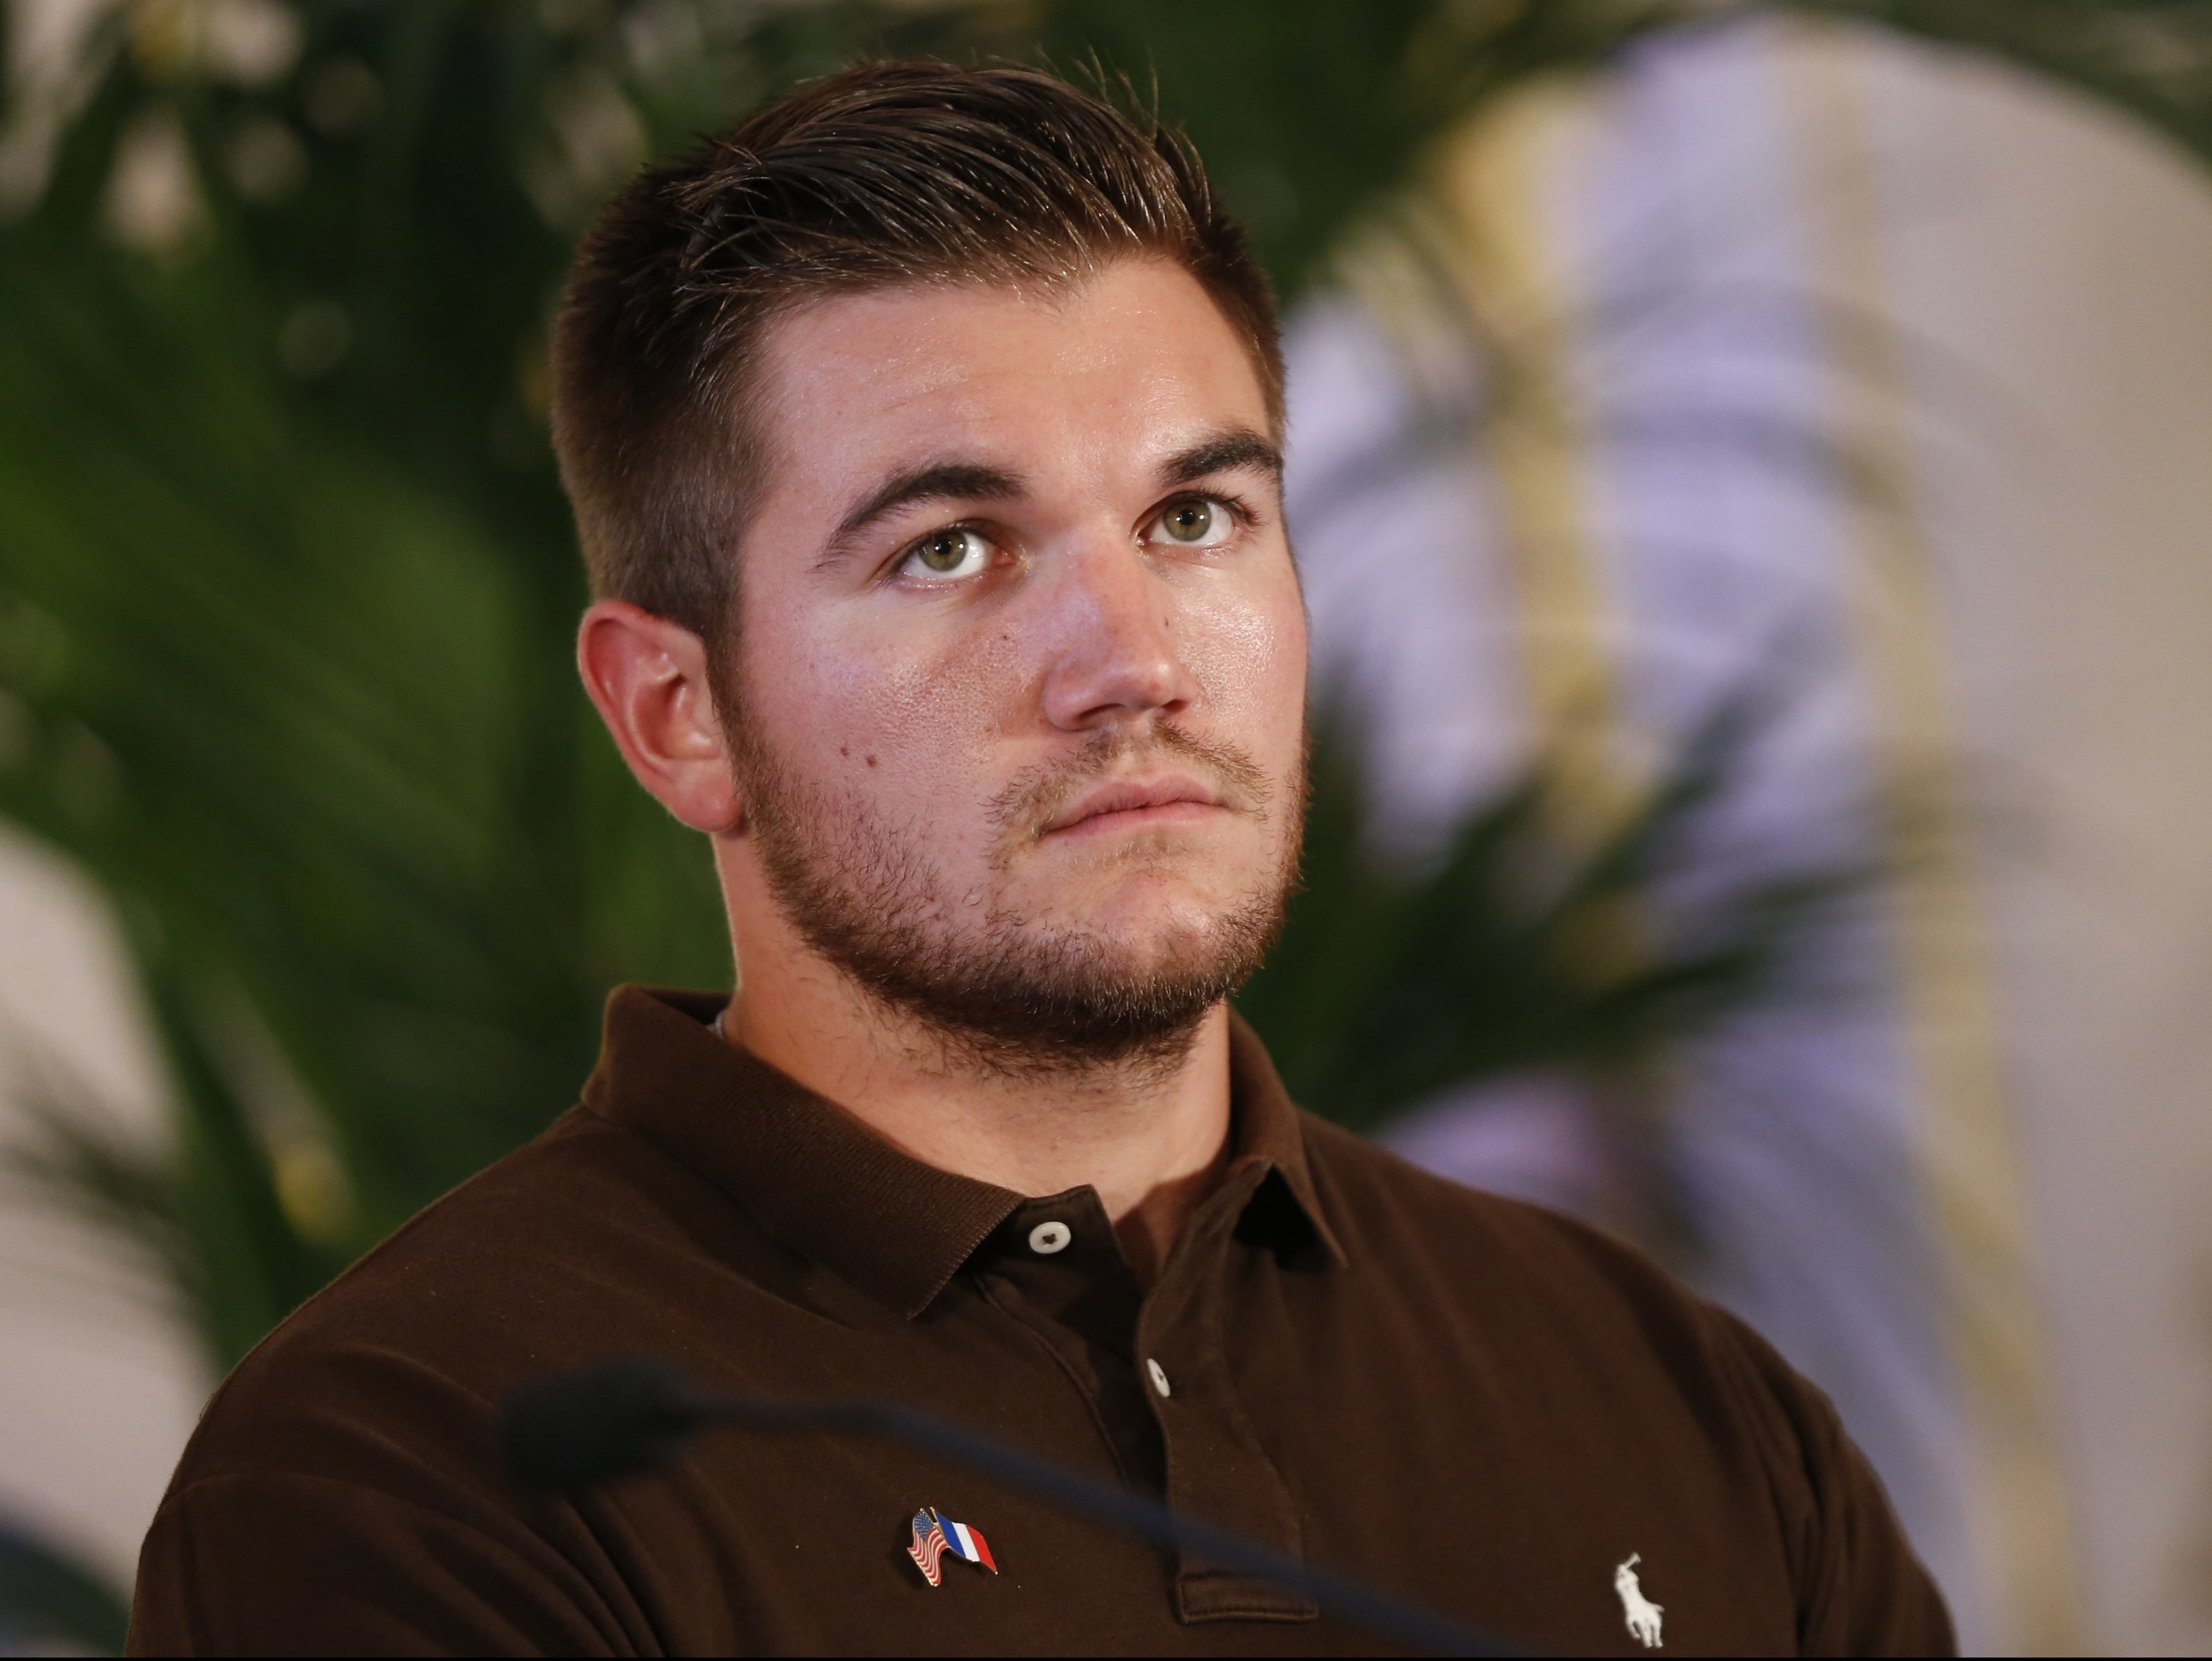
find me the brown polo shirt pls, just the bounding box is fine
[128,987,1952,1656]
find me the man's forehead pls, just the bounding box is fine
[755,261,1272,468]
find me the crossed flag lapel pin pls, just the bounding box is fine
[907,1506,998,1586]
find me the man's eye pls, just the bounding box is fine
[1147,497,1238,548]
[899,527,992,580]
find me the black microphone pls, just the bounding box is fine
[497,1357,1527,1658]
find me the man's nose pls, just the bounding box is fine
[1036,534,1197,732]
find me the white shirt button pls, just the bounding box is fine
[1146,1357,1172,1398]
[1027,1220,1072,1255]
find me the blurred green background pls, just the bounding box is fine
[5,1,2212,1651]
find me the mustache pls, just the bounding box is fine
[989,724,1272,851]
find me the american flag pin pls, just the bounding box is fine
[906,1506,998,1586]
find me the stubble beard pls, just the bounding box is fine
[731,718,1304,1079]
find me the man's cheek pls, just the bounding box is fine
[848,733,996,855]
[1182,594,1299,721]
[855,626,1021,745]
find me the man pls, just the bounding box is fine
[128,63,1952,1656]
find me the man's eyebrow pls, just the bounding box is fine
[1157,429,1283,491]
[820,461,1026,567]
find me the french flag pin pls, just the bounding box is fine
[924,1513,995,1575]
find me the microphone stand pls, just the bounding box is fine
[499,1358,1527,1658]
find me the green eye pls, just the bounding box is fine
[904,528,989,578]
[1165,501,1212,541]
[1156,499,1230,546]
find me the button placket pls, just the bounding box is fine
[1136,1208,1316,1624]
[980,1192,1167,1500]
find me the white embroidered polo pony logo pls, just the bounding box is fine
[1615,1553,1664,1649]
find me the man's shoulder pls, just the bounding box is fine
[169,1100,765,1492]
[269,1100,712,1337]
[1292,1117,1956,1655]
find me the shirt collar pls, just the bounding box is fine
[579,986,1343,1318]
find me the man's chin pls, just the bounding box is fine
[899,888,1281,1064]
[1002,924,1229,995]
[882,946,1244,1074]
[1003,859,1261,941]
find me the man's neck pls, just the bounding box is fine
[721,936,1234,1286]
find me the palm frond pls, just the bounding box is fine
[1239,667,1878,1137]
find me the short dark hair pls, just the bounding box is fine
[549,60,1282,660]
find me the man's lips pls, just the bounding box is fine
[1041,774,1227,837]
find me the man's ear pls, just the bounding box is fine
[577,599,744,833]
